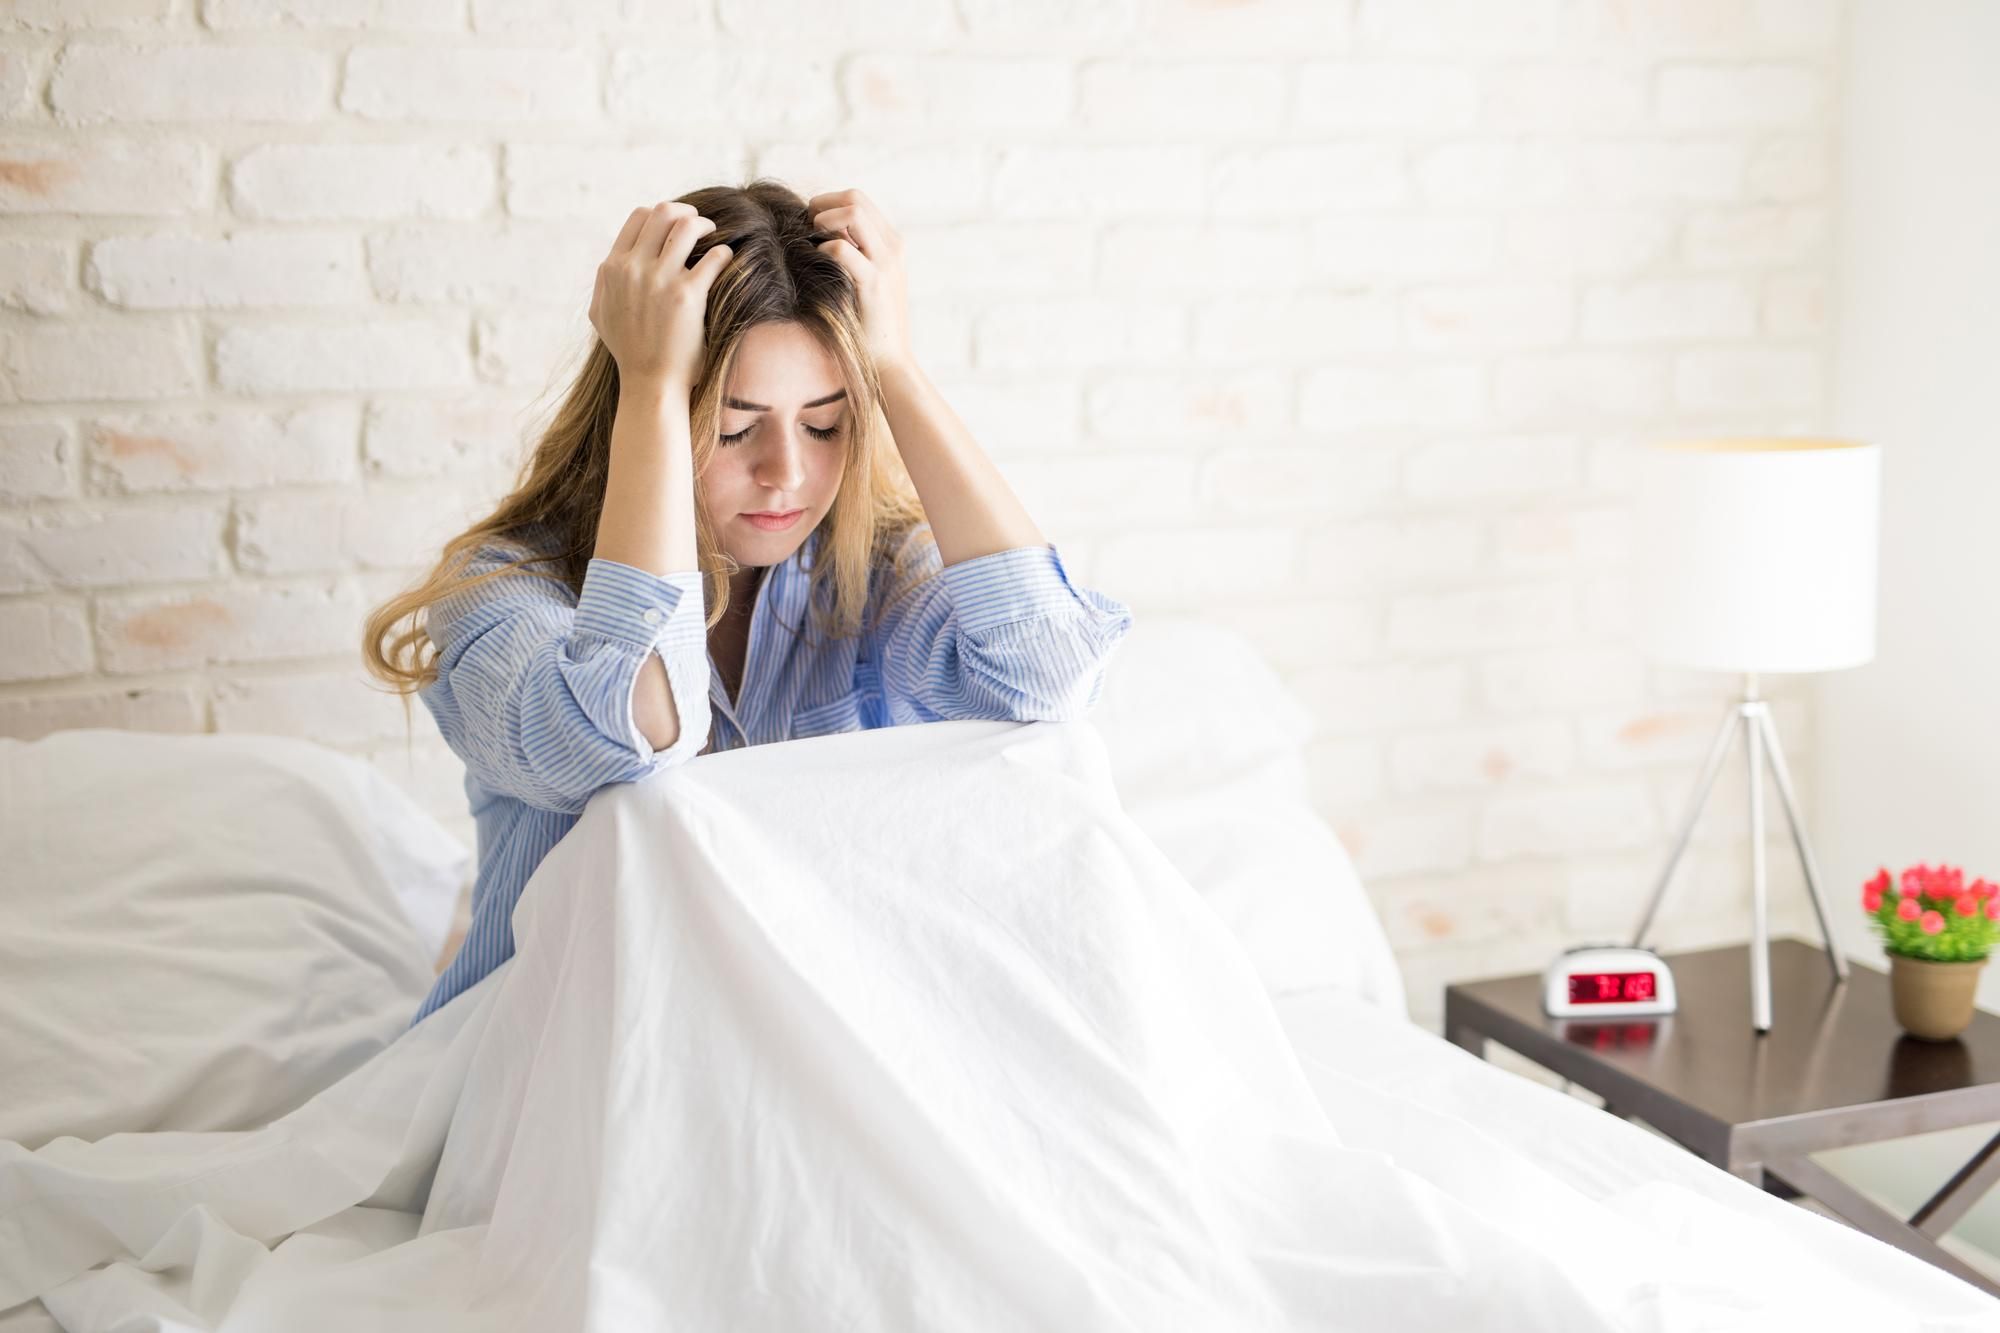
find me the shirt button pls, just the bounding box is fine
[641,607,664,626]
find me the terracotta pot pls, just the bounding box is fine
[1888,952,1986,1041]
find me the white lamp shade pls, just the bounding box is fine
[1636,438,1881,674]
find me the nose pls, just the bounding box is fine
[754,425,808,494]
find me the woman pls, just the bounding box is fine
[363,179,1135,1027]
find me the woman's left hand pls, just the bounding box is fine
[808,189,914,376]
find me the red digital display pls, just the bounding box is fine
[1567,970,1657,1005]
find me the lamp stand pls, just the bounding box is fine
[1631,672,1849,1033]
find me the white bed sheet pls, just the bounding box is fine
[1271,987,2000,1327]
[6,719,2000,1331]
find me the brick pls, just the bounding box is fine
[754,142,984,224]
[2,501,226,591]
[1482,645,1648,714]
[1492,505,1633,573]
[367,225,599,305]
[608,47,833,132]
[1082,61,1286,134]
[1657,63,1824,129]
[902,223,1094,295]
[0,420,76,499]
[1302,516,1486,591]
[846,55,1069,131]
[1413,142,1569,206]
[86,230,365,308]
[1504,210,1673,277]
[1098,221,1306,293]
[213,316,475,394]
[1290,661,1467,733]
[974,298,1184,371]
[0,683,202,739]
[362,399,529,480]
[343,46,595,122]
[94,577,370,673]
[473,310,589,387]
[1404,434,1580,502]
[0,136,210,215]
[1480,64,1646,131]
[1682,204,1829,268]
[1199,444,1400,517]
[1386,582,1575,656]
[1761,272,1827,336]
[988,144,1208,220]
[1196,292,1398,364]
[50,43,331,124]
[211,666,442,746]
[206,0,464,27]
[991,453,1202,530]
[1085,367,1289,445]
[0,321,201,402]
[1493,351,1668,424]
[0,239,74,315]
[230,143,493,221]
[87,404,358,493]
[1406,282,1574,349]
[959,0,1136,40]
[1298,62,1479,131]
[1333,806,1476,879]
[234,486,544,576]
[1213,144,1406,215]
[1309,216,1500,283]
[3,0,175,31]
[921,374,1080,455]
[1570,141,1744,202]
[1374,865,1565,953]
[1092,525,1304,608]
[502,143,749,221]
[1391,720,1574,794]
[1300,364,1485,431]
[1581,277,1757,342]
[0,599,91,682]
[1672,345,1821,412]
[1205,598,1381,672]
[1305,737,1383,807]
[1478,784,1658,860]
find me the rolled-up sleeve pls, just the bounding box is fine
[421,548,711,815]
[867,527,1135,725]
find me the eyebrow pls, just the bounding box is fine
[723,390,848,412]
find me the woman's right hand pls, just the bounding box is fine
[590,201,734,394]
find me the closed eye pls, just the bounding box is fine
[720,422,843,447]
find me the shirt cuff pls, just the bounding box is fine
[939,542,1098,637]
[574,557,710,761]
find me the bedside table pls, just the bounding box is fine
[1444,936,2000,1298]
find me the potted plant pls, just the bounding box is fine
[1862,863,1999,1040]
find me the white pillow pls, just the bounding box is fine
[0,729,470,1150]
[1087,616,1407,1018]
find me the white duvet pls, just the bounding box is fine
[3,719,1997,1330]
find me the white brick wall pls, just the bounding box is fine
[0,0,1846,1030]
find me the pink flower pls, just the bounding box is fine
[1975,880,1995,900]
[1901,868,1925,897]
[1987,898,2000,921]
[1898,897,1922,922]
[1867,869,1893,895]
[1921,910,1946,935]
[1957,895,1980,916]
[1863,887,1885,913]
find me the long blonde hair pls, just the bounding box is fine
[362,177,934,723]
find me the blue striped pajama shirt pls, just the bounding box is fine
[408,519,1135,1026]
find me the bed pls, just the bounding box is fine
[2,617,1997,1331]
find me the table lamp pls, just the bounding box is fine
[1628,437,1882,1033]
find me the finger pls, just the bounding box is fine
[690,241,734,286]
[632,202,687,262]
[659,212,716,269]
[806,189,857,215]
[818,236,870,277]
[609,205,651,258]
[811,204,872,258]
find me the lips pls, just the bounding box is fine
[743,508,804,531]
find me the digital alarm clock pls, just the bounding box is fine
[1541,945,1677,1019]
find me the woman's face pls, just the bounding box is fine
[701,320,850,577]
